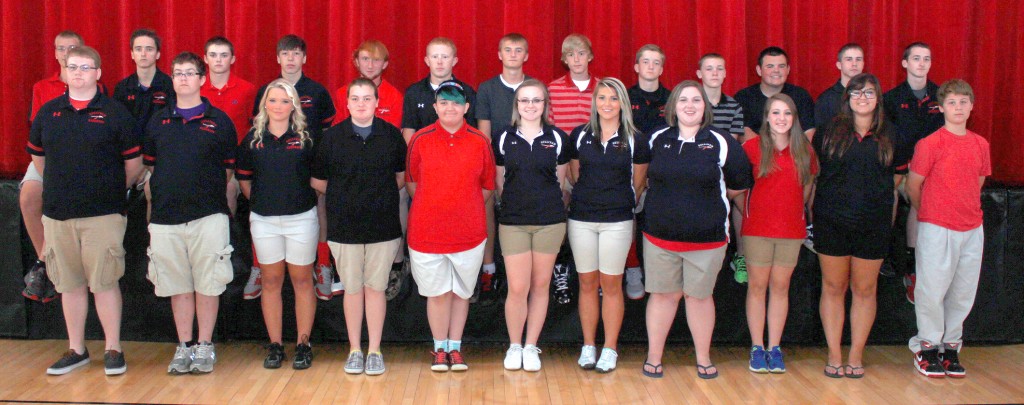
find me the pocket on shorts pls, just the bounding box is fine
[145,246,160,287]
[212,245,235,286]
[101,246,127,287]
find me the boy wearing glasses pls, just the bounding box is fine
[28,46,141,376]
[815,43,865,131]
[114,28,174,130]
[143,52,237,375]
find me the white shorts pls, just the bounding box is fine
[249,207,318,266]
[409,240,486,299]
[20,163,42,187]
[567,219,633,275]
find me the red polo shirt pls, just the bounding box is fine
[30,73,68,122]
[332,78,403,128]
[741,139,818,239]
[201,74,257,143]
[548,75,598,134]
[406,121,496,253]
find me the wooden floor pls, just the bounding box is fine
[1,340,1023,404]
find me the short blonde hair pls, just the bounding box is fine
[354,40,389,61]
[561,34,592,62]
[426,37,457,57]
[937,79,975,104]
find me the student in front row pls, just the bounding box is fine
[313,78,406,376]
[29,46,141,376]
[143,52,237,375]
[907,79,989,379]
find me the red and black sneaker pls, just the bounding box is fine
[903,273,917,305]
[941,345,966,378]
[430,350,448,372]
[914,347,945,378]
[448,350,468,372]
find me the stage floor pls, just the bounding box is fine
[0,340,1021,404]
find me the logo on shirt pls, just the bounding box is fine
[540,140,556,149]
[698,143,714,151]
[231,99,239,105]
[300,96,313,108]
[161,118,172,125]
[200,119,218,134]
[417,103,425,108]
[609,141,623,148]
[927,102,941,114]
[286,139,303,150]
[127,95,136,101]
[510,141,518,145]
[379,107,391,115]
[53,111,61,117]
[663,143,672,149]
[631,103,640,110]
[87,111,107,124]
[152,92,168,105]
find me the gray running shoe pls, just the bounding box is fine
[365,352,385,376]
[242,266,262,300]
[344,350,364,374]
[314,265,333,301]
[190,342,216,374]
[167,343,192,375]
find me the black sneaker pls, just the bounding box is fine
[879,257,896,277]
[941,347,966,378]
[914,348,944,378]
[293,343,313,370]
[472,271,500,305]
[552,263,572,305]
[264,343,285,369]
[47,348,90,375]
[104,350,126,375]
[23,260,57,303]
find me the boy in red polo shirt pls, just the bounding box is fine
[907,79,990,379]
[548,34,598,134]
[333,40,403,128]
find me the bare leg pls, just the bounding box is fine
[260,260,286,343]
[288,262,316,343]
[344,287,365,351]
[19,181,44,258]
[524,252,557,345]
[195,293,220,342]
[448,296,470,341]
[426,293,453,341]
[93,286,123,351]
[365,288,386,352]
[503,252,532,344]
[819,254,851,369]
[746,264,771,347]
[766,265,796,348]
[577,271,600,346]
[685,294,716,375]
[62,286,89,353]
[599,273,624,350]
[645,292,683,369]
[848,257,881,372]
[171,293,196,343]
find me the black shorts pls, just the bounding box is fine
[813,216,890,260]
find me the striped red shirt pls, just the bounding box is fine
[548,75,598,134]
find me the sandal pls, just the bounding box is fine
[696,363,718,379]
[824,364,844,378]
[642,361,663,378]
[844,365,865,379]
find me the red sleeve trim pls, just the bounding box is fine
[26,142,43,152]
[236,169,253,176]
[122,146,141,156]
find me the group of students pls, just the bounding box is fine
[22,28,989,382]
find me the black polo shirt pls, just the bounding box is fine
[312,118,406,244]
[814,81,844,130]
[27,93,140,220]
[253,75,336,138]
[812,126,902,227]
[493,124,570,225]
[401,76,477,131]
[567,125,651,223]
[114,69,175,132]
[882,80,944,171]
[628,84,670,135]
[235,129,317,217]
[734,82,815,133]
[643,126,753,243]
[143,99,237,225]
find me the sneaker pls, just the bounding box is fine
[167,343,192,375]
[803,223,816,253]
[365,352,386,376]
[385,261,409,301]
[767,346,786,373]
[731,254,748,284]
[522,345,542,372]
[46,348,90,375]
[448,350,468,372]
[504,344,523,370]
[431,350,449,372]
[344,350,364,374]
[473,271,499,304]
[879,257,896,277]
[941,345,966,378]
[293,343,313,370]
[263,342,285,369]
[625,267,645,300]
[904,273,917,305]
[914,348,944,378]
[748,346,768,373]
[190,342,217,374]
[331,280,345,297]
[552,263,572,305]
[314,265,334,301]
[595,348,618,373]
[104,350,126,375]
[243,266,262,300]
[23,260,58,303]
[578,345,596,369]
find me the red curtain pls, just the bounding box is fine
[3,0,1022,183]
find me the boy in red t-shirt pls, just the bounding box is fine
[906,79,990,379]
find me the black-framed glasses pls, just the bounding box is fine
[65,64,97,72]
[172,71,201,79]
[849,89,877,99]
[517,98,545,105]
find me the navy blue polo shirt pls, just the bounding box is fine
[143,99,237,225]
[814,81,845,130]
[493,124,570,225]
[882,80,944,172]
[812,126,904,227]
[628,84,670,135]
[642,126,753,243]
[253,75,336,138]
[567,125,651,223]
[312,118,406,244]
[235,128,317,217]
[734,83,815,133]
[400,76,477,131]
[114,69,175,132]
[27,93,140,220]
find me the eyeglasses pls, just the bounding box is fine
[849,89,877,99]
[55,45,77,52]
[65,64,97,72]
[173,71,201,79]
[517,98,545,105]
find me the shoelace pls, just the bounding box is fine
[194,344,212,359]
[554,267,569,291]
[173,346,191,360]
[432,350,447,363]
[524,346,541,355]
[448,350,464,364]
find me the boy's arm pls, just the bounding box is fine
[905,172,925,212]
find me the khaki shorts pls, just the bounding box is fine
[41,214,127,293]
[410,240,486,299]
[498,223,566,255]
[330,238,401,293]
[20,162,43,187]
[741,236,803,268]
[643,237,727,299]
[567,219,633,275]
[147,213,234,297]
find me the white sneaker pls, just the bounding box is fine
[578,345,596,369]
[522,345,542,372]
[596,348,617,373]
[503,344,522,370]
[625,267,644,299]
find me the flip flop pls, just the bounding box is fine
[642,361,663,378]
[696,363,718,379]
[844,365,865,379]
[824,364,843,378]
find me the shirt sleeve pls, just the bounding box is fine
[731,105,745,135]
[251,85,266,119]
[722,133,754,190]
[796,90,815,132]
[310,131,330,180]
[475,83,492,121]
[318,88,336,129]
[909,137,934,178]
[491,128,505,166]
[400,88,418,130]
[555,128,571,165]
[405,136,420,183]
[632,131,651,164]
[464,85,478,128]
[220,119,237,169]
[235,133,255,180]
[567,127,581,160]
[813,94,829,130]
[480,140,496,191]
[118,111,141,160]
[393,129,407,174]
[979,138,992,177]
[26,107,47,156]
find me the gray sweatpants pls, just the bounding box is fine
[908,222,984,353]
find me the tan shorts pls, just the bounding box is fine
[742,236,803,268]
[410,240,486,299]
[643,237,727,299]
[330,238,401,293]
[147,213,234,297]
[41,214,127,293]
[567,219,633,275]
[498,223,566,255]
